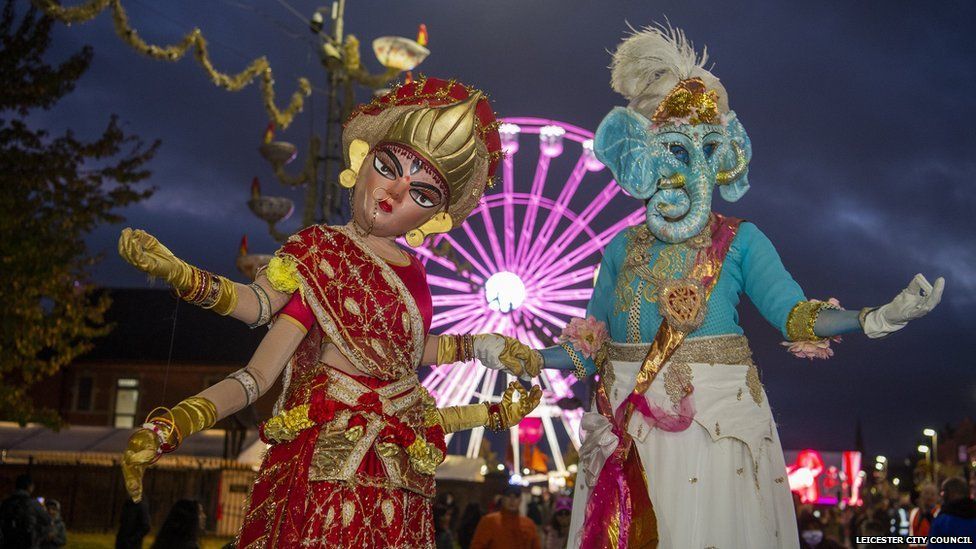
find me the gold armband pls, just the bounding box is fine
[786,300,839,341]
[436,334,473,364]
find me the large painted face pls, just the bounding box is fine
[351,143,449,238]
[594,107,752,243]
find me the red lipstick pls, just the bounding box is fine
[378,201,393,213]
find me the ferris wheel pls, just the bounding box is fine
[412,117,644,481]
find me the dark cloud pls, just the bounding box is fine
[34,0,975,458]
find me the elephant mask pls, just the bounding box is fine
[594,106,752,244]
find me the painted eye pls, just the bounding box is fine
[668,143,690,165]
[409,160,422,176]
[373,155,395,180]
[410,188,437,208]
[703,142,718,158]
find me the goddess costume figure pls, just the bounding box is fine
[538,26,946,548]
[116,77,544,548]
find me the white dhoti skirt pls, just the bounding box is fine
[569,335,799,549]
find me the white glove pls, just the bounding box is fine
[862,274,945,338]
[473,334,540,381]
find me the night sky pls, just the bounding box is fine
[30,1,975,463]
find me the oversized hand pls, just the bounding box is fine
[118,228,193,289]
[473,334,542,380]
[863,274,945,338]
[497,382,543,429]
[121,428,160,503]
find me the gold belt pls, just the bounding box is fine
[608,335,754,366]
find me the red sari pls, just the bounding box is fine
[237,224,443,549]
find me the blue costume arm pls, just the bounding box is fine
[540,232,624,375]
[738,223,807,339]
[813,309,862,337]
[740,223,864,339]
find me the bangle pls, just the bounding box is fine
[485,402,504,431]
[247,283,272,328]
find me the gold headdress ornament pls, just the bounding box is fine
[340,77,499,245]
[652,77,721,126]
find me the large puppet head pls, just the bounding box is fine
[595,24,752,243]
[341,77,502,245]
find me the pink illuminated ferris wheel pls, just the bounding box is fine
[411,117,644,481]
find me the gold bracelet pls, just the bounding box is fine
[786,300,838,341]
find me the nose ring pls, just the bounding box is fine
[372,188,390,202]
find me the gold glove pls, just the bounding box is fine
[436,334,473,364]
[120,396,217,502]
[435,382,542,433]
[118,228,237,315]
[497,336,543,379]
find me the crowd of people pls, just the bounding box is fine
[2,470,974,548]
[795,476,976,548]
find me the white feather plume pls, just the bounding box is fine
[610,22,729,119]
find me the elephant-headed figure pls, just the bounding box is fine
[594,24,753,244]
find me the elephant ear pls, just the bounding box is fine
[718,111,753,203]
[594,107,658,199]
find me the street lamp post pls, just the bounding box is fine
[918,444,932,483]
[923,428,939,483]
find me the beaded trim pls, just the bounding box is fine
[608,335,754,366]
[228,368,260,406]
[786,300,840,342]
[560,343,588,379]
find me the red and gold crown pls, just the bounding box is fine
[344,77,502,227]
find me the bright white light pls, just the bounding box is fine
[876,455,887,464]
[499,123,521,154]
[875,462,884,471]
[496,463,505,471]
[522,468,531,475]
[480,465,488,475]
[567,464,578,473]
[918,445,930,454]
[893,478,901,486]
[582,139,604,171]
[539,125,566,158]
[509,474,524,485]
[485,271,527,313]
[923,428,937,437]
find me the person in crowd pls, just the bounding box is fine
[39,500,65,549]
[911,483,941,548]
[821,507,844,544]
[115,498,151,549]
[927,476,976,547]
[436,492,461,534]
[456,502,484,549]
[0,474,51,549]
[541,497,572,549]
[434,503,456,549]
[150,499,205,549]
[798,511,844,549]
[470,486,540,549]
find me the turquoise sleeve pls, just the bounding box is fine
[539,230,626,376]
[738,223,806,339]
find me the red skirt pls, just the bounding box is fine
[237,370,436,548]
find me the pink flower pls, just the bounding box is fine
[782,339,836,360]
[559,316,609,360]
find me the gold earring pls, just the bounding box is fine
[339,139,370,189]
[405,212,453,247]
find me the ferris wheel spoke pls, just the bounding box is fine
[538,288,593,302]
[441,233,494,280]
[461,221,498,273]
[535,300,587,319]
[427,274,479,293]
[476,202,507,271]
[502,156,517,270]
[431,293,482,307]
[522,155,588,268]
[530,265,597,292]
[431,303,485,330]
[522,302,570,329]
[413,245,485,285]
[532,207,644,283]
[513,155,553,266]
[528,182,622,274]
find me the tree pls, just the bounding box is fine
[0,0,158,426]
